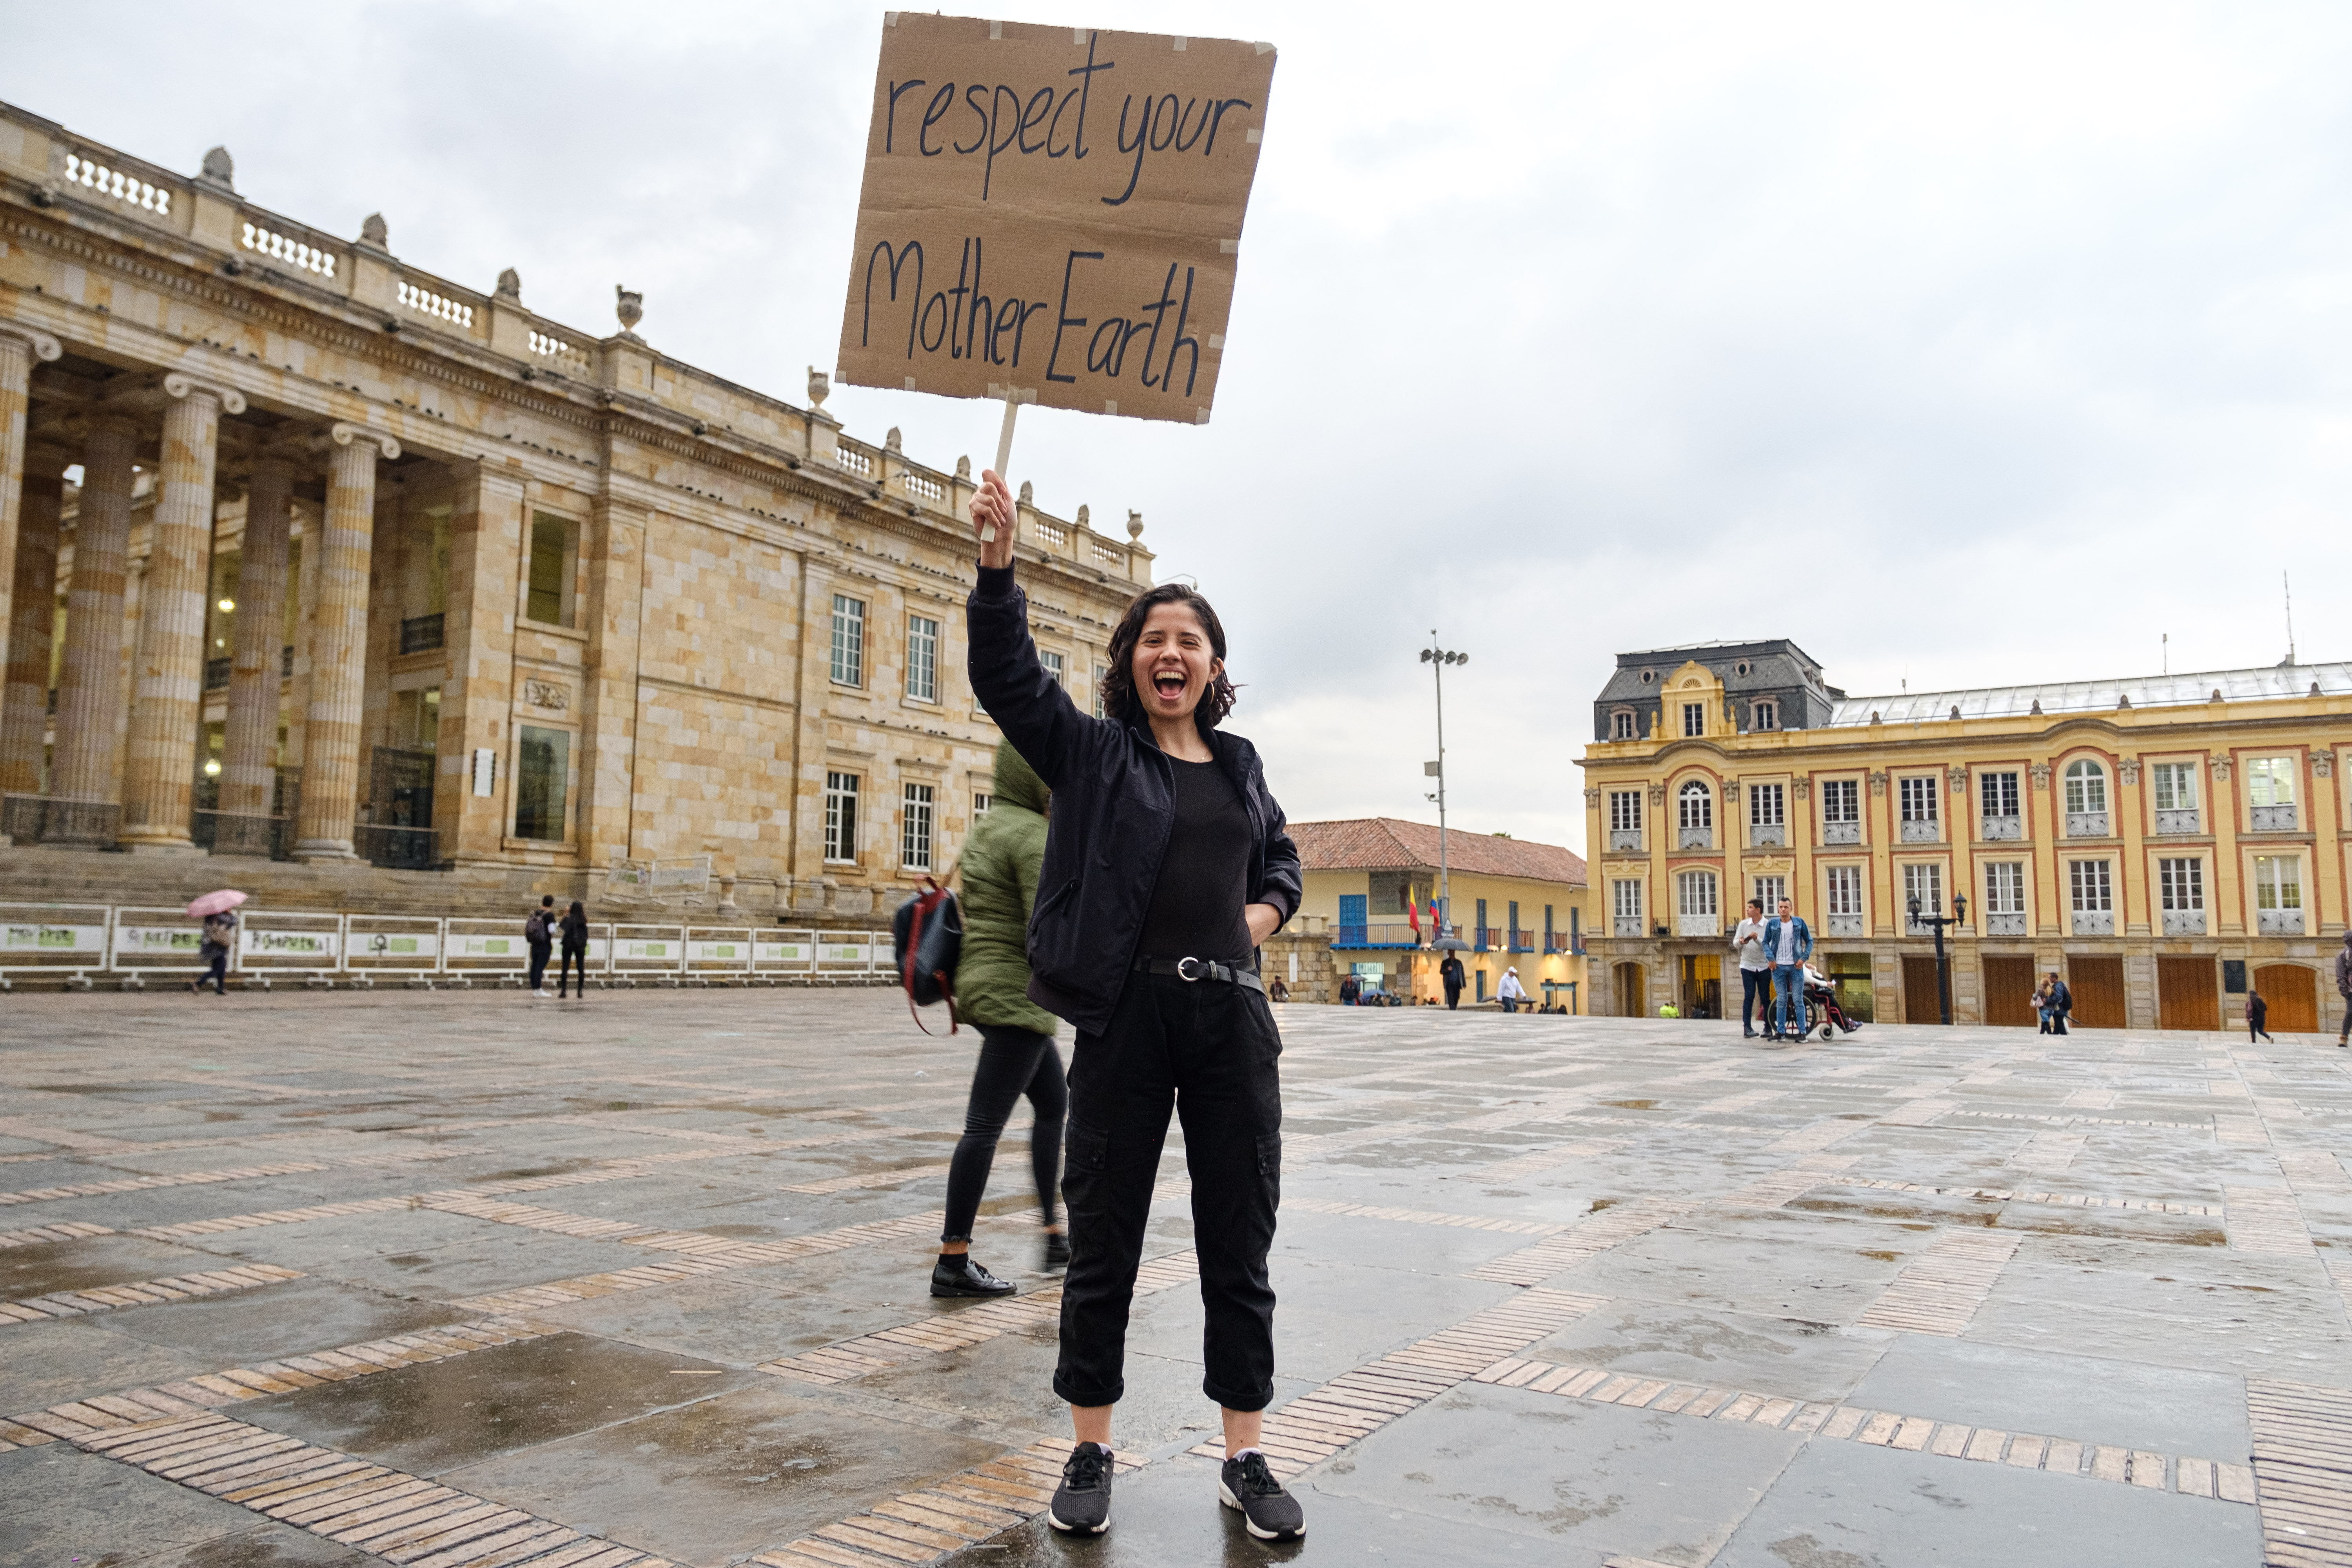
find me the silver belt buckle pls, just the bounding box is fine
[1175,956,1204,982]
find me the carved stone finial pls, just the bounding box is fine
[2029,699,2042,715]
[807,367,831,411]
[198,146,235,191]
[1076,504,1090,527]
[1126,508,1144,540]
[955,454,971,479]
[495,267,523,301]
[885,426,902,453]
[1949,705,1960,721]
[2118,691,2131,709]
[358,212,389,250]
[1018,480,1034,506]
[2211,688,2223,701]
[615,286,644,334]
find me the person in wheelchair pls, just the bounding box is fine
[1800,962,1864,1040]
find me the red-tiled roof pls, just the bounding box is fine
[1289,818,1586,886]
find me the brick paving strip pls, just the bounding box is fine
[1828,1175,2221,1217]
[2247,1376,2352,1568]
[1854,1229,2022,1336]
[752,1439,1147,1568]
[0,1262,303,1323]
[61,1410,677,1568]
[1470,1355,2259,1507]
[0,1161,338,1206]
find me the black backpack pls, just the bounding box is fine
[891,877,963,1032]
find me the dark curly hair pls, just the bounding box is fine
[1098,583,1237,730]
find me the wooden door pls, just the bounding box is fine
[2157,956,2218,1031]
[1982,956,2038,1027]
[1902,956,1943,1023]
[2067,955,2127,1029]
[2252,964,2318,1033]
[1615,962,1646,1016]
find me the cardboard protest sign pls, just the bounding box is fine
[835,13,1277,425]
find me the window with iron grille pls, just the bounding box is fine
[1749,783,1784,826]
[1678,780,1712,829]
[1898,777,1938,823]
[823,771,858,863]
[1826,864,1863,918]
[1984,862,2025,914]
[1821,779,1860,824]
[829,595,865,686]
[2069,858,2112,912]
[1609,791,1642,831]
[1682,702,1704,737]
[905,614,938,703]
[901,782,934,872]
[1980,771,2020,817]
[2159,858,2203,911]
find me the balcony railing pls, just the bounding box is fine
[356,824,440,871]
[1822,819,1861,845]
[1827,913,1866,937]
[1678,826,1713,850]
[1675,915,1720,937]
[1543,933,1584,955]
[1613,916,1644,937]
[1507,928,1537,952]
[2160,909,2206,935]
[204,656,232,691]
[1980,814,2021,841]
[1608,828,1642,852]
[191,810,293,860]
[2070,909,2114,936]
[1749,823,1785,848]
[2256,908,2305,935]
[2,793,120,846]
[1985,912,2028,936]
[1474,927,1501,951]
[2065,811,2109,837]
[2153,809,2200,835]
[1332,922,1423,949]
[1900,817,1940,843]
[400,614,445,655]
[2250,804,2298,831]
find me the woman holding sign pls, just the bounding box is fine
[965,471,1306,1543]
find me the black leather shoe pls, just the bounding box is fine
[930,1255,1016,1298]
[1042,1232,1070,1273]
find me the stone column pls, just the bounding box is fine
[0,325,61,840]
[48,417,141,842]
[214,454,294,853]
[120,375,245,851]
[578,494,647,873]
[0,445,69,800]
[293,423,399,862]
[436,463,524,865]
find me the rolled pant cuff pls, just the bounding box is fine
[1202,1377,1272,1413]
[1053,1374,1125,1407]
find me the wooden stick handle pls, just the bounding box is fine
[983,393,1019,544]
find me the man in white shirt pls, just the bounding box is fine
[1728,898,1770,1038]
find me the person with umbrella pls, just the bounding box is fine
[186,889,246,996]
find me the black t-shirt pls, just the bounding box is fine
[1138,755,1253,964]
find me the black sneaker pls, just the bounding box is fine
[930,1255,1016,1298]
[1048,1443,1112,1534]
[1042,1232,1070,1273]
[1220,1450,1304,1541]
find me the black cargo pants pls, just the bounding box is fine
[1053,969,1282,1412]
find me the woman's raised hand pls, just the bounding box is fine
[971,471,1016,569]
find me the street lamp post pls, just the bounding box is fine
[1906,893,1968,1025]
[1420,638,1469,956]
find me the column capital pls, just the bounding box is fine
[0,323,63,363]
[161,372,247,416]
[329,422,401,461]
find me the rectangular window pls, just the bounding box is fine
[513,724,570,841]
[829,595,865,686]
[1093,663,1108,719]
[901,782,934,871]
[391,686,441,751]
[823,771,859,863]
[1676,870,1717,916]
[2248,756,2298,807]
[1612,880,1642,921]
[2254,855,2302,911]
[905,614,938,703]
[1682,702,1704,737]
[1980,771,2020,817]
[2069,859,2113,912]
[1753,874,1786,911]
[1822,779,1860,824]
[1609,791,1642,831]
[1752,700,1778,731]
[1612,711,1635,740]
[973,792,992,817]
[1985,862,2025,914]
[1898,777,1938,822]
[2152,762,2198,812]
[1040,650,1065,687]
[1749,783,1785,826]
[1826,865,1863,917]
[1903,862,1943,915]
[2159,858,2204,911]
[525,513,577,627]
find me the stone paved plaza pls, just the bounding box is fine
[1,991,2347,1568]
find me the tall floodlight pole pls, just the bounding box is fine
[1421,637,1470,954]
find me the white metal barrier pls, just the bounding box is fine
[0,902,889,991]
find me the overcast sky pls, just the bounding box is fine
[11,2,2349,856]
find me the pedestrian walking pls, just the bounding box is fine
[556,902,590,999]
[1339,973,1361,1006]
[2043,971,2073,1035]
[2337,932,2351,1047]
[1729,898,1769,1038]
[1498,966,1526,1013]
[525,895,555,996]
[1267,975,1289,1003]
[933,739,1068,1300]
[1440,951,1465,1010]
[1762,897,1812,1040]
[2246,988,2274,1044]
[965,470,1307,1543]
[192,910,235,995]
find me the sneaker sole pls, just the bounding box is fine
[1218,1480,1305,1541]
[1046,1509,1108,1535]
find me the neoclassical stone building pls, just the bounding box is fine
[0,101,1152,915]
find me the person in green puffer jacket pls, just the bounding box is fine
[932,740,1069,1298]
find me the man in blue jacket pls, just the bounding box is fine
[1761,897,1812,1041]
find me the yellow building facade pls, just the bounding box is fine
[1579,641,2350,1034]
[1288,817,1590,1008]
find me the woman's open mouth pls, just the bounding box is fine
[1152,671,1188,702]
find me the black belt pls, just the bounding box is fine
[1135,956,1264,993]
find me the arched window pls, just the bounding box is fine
[1678,780,1713,830]
[2064,760,2108,815]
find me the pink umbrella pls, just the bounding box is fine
[187,889,248,919]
